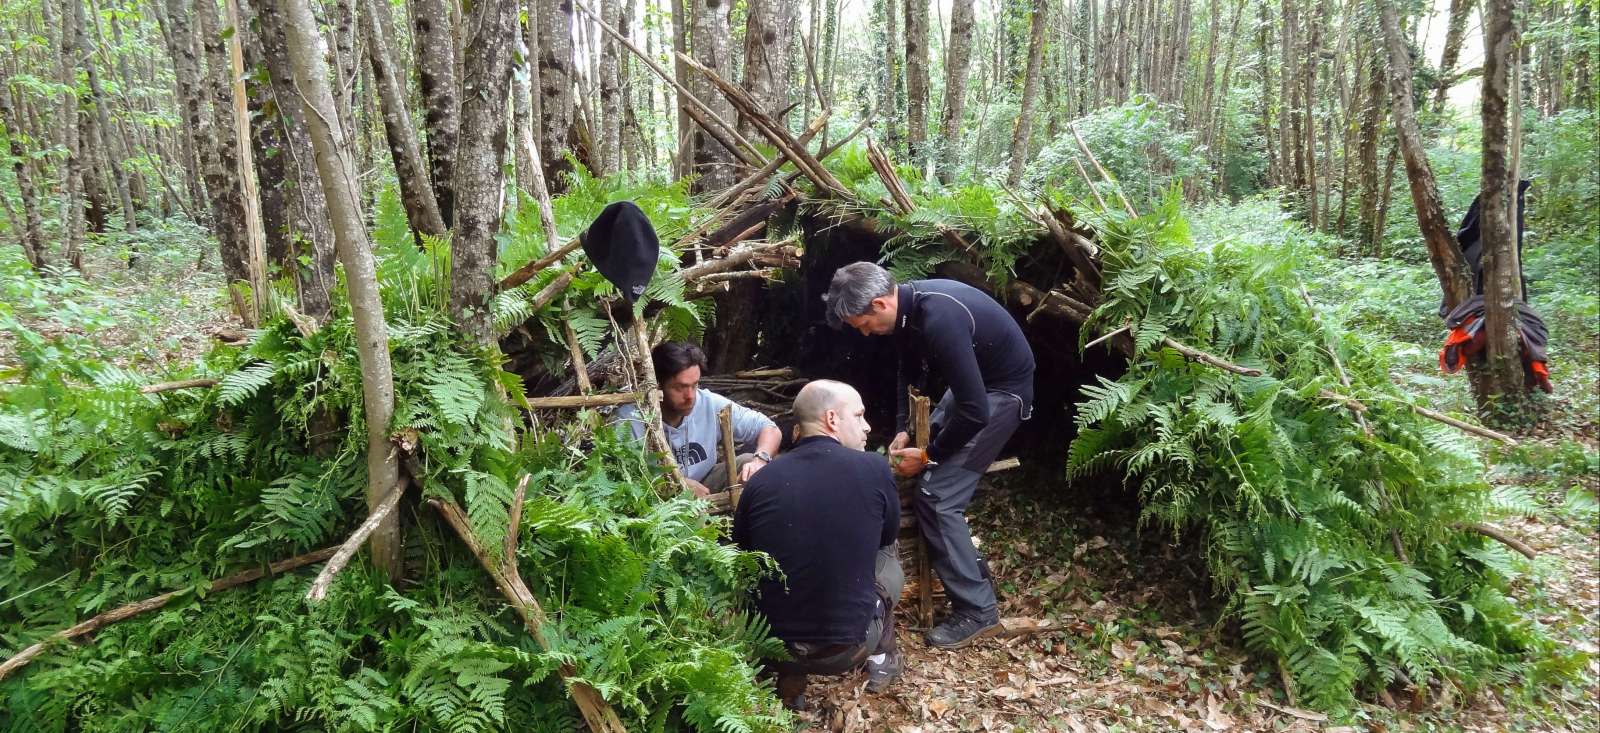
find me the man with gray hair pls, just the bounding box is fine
[823,261,1035,649]
[733,380,903,705]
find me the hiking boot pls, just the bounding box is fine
[864,649,901,693]
[925,612,1000,650]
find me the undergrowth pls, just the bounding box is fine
[0,172,788,731]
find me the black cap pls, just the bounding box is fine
[581,201,661,303]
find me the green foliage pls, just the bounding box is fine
[0,181,789,732]
[1026,96,1210,209]
[1064,194,1571,714]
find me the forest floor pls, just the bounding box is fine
[3,213,1595,733]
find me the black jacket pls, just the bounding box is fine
[731,435,899,645]
[893,280,1035,464]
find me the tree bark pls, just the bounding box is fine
[1378,0,1473,311]
[598,0,622,171]
[688,0,739,191]
[0,81,47,271]
[880,0,902,151]
[253,0,337,319]
[363,0,449,239]
[937,0,975,182]
[196,0,260,323]
[240,0,290,268]
[514,7,539,193]
[149,0,209,217]
[1431,0,1475,113]
[537,0,575,190]
[56,0,85,270]
[276,0,403,582]
[82,14,137,236]
[1006,0,1046,186]
[903,0,929,159]
[450,0,520,344]
[1357,35,1385,252]
[741,0,794,132]
[80,109,113,236]
[411,0,460,223]
[1476,0,1528,407]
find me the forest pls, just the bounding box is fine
[0,0,1595,728]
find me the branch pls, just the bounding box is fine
[1410,404,1518,445]
[1160,337,1264,376]
[306,480,407,602]
[522,392,642,409]
[504,474,529,569]
[0,546,338,682]
[498,237,583,292]
[140,378,220,394]
[1459,522,1536,559]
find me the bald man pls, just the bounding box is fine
[732,380,904,707]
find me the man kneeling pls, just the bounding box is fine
[613,342,781,496]
[732,380,903,707]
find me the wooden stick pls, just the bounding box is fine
[1410,404,1517,445]
[985,457,1022,473]
[575,0,766,170]
[523,392,643,409]
[625,316,690,497]
[911,391,935,629]
[504,474,529,569]
[140,378,220,394]
[701,112,828,213]
[498,238,583,292]
[1160,337,1264,377]
[718,405,739,507]
[563,317,594,395]
[1069,124,1138,218]
[1084,324,1130,350]
[527,270,577,312]
[1068,157,1113,215]
[675,51,849,197]
[733,367,797,379]
[0,546,338,682]
[429,498,628,732]
[1459,522,1536,559]
[306,480,407,602]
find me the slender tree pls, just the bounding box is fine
[1476,0,1529,407]
[362,0,448,238]
[1007,0,1047,185]
[0,80,47,271]
[274,0,403,582]
[688,0,738,190]
[411,0,460,222]
[937,0,975,182]
[903,0,929,158]
[537,0,575,189]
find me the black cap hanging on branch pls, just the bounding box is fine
[581,201,661,304]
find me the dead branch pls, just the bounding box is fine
[986,457,1022,473]
[733,367,797,379]
[1160,337,1265,377]
[306,480,407,602]
[1069,124,1138,218]
[428,498,628,732]
[679,240,800,282]
[0,546,338,682]
[528,270,577,312]
[498,238,583,292]
[140,378,219,394]
[523,392,643,409]
[1459,522,1536,559]
[563,318,594,395]
[1410,404,1518,445]
[675,51,849,197]
[504,474,529,568]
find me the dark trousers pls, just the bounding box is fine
[772,545,902,700]
[912,390,1026,620]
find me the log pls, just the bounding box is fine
[140,378,220,394]
[0,546,339,682]
[911,391,935,629]
[679,240,800,282]
[523,392,642,409]
[306,479,407,602]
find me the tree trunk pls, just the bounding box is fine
[514,7,538,193]
[1357,36,1384,252]
[82,16,137,236]
[937,0,975,183]
[741,0,794,131]
[598,0,622,172]
[195,0,260,323]
[1006,0,1046,186]
[80,110,112,236]
[330,0,358,132]
[149,0,210,218]
[57,0,85,270]
[903,0,929,159]
[240,2,290,269]
[671,0,691,178]
[412,0,460,222]
[253,0,337,319]
[688,0,739,191]
[1378,0,1473,311]
[1476,0,1529,409]
[1431,0,1474,113]
[537,0,575,190]
[450,0,519,344]
[102,7,151,211]
[880,0,902,151]
[0,82,47,271]
[275,0,403,582]
[363,0,449,239]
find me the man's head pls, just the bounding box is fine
[652,342,706,418]
[824,262,898,337]
[793,380,870,450]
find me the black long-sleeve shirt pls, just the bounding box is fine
[893,280,1035,464]
[731,435,899,645]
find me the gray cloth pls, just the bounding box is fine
[613,388,776,482]
[912,390,1024,618]
[702,453,757,493]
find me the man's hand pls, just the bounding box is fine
[739,456,767,482]
[890,431,910,452]
[889,447,927,478]
[686,478,712,498]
